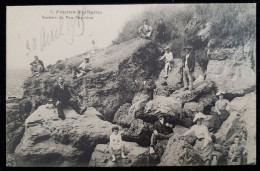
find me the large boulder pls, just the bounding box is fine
[139,96,182,123]
[88,142,152,167]
[113,103,133,127]
[122,119,154,147]
[170,80,214,103]
[15,104,120,166]
[158,134,203,166]
[183,90,217,115]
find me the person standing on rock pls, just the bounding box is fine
[51,76,88,120]
[207,91,230,133]
[182,46,195,91]
[159,46,174,77]
[138,19,153,39]
[73,56,92,79]
[149,114,174,154]
[155,18,166,44]
[30,55,45,77]
[180,112,213,165]
[109,126,127,162]
[128,73,157,116]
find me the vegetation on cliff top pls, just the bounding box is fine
[112,4,256,49]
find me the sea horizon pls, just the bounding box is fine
[6,68,31,99]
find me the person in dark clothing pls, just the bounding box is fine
[182,46,195,91]
[52,76,88,120]
[149,114,174,154]
[30,56,45,77]
[141,76,157,101]
[155,18,166,44]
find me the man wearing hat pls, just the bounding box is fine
[149,114,174,154]
[155,18,166,44]
[138,19,153,39]
[182,46,195,91]
[160,46,173,77]
[73,56,92,79]
[52,76,88,120]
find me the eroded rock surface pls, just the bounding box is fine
[88,142,152,167]
[158,134,203,166]
[215,93,256,164]
[113,103,133,127]
[20,38,162,122]
[15,105,120,166]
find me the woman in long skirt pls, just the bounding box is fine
[208,91,230,133]
[181,112,213,165]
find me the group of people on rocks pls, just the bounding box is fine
[27,19,246,165]
[138,18,167,44]
[29,40,97,78]
[109,99,246,165]
[138,18,195,90]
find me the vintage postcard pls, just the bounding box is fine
[6,4,256,167]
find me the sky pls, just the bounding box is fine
[6,5,150,69]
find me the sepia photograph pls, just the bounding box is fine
[6,3,256,167]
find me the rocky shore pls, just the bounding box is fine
[7,23,256,166]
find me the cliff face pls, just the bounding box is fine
[21,38,162,121]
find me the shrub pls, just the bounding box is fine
[56,60,62,64]
[112,4,256,50]
[55,63,65,71]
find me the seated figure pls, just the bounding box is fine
[51,76,88,120]
[73,56,92,78]
[149,114,174,154]
[228,136,247,165]
[207,91,230,133]
[109,126,127,162]
[138,19,153,39]
[181,112,214,165]
[30,55,45,77]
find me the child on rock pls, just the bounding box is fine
[228,136,246,165]
[109,126,127,162]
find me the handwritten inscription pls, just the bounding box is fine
[25,7,101,56]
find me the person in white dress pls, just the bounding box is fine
[181,112,213,165]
